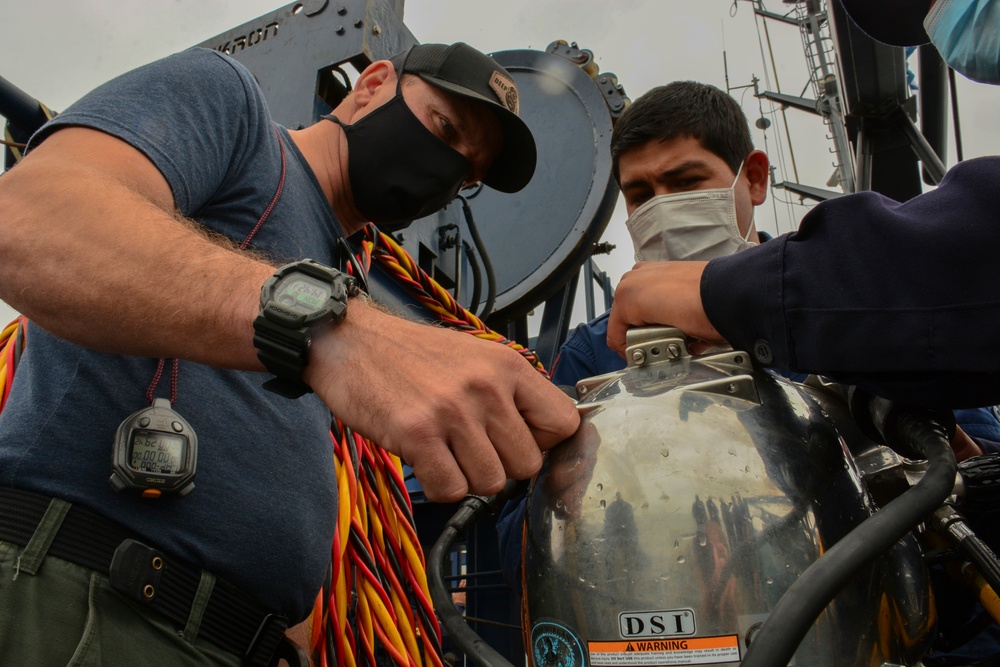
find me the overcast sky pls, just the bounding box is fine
[3,0,999,327]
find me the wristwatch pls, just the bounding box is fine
[253,259,358,398]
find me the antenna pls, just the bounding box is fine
[722,19,731,93]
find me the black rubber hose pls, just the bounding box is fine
[462,240,483,316]
[741,403,957,667]
[963,535,1000,596]
[456,194,496,319]
[428,480,526,667]
[940,504,1000,597]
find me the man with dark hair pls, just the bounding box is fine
[548,80,769,388]
[606,0,1000,408]
[564,80,995,449]
[0,41,579,665]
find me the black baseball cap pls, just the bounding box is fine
[391,42,537,193]
[839,0,933,47]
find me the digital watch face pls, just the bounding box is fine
[276,274,332,315]
[128,431,187,475]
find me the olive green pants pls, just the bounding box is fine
[0,500,241,666]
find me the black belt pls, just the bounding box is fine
[0,487,288,667]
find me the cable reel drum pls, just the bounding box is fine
[522,327,935,667]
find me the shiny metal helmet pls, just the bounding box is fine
[523,327,934,667]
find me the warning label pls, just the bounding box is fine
[588,635,740,666]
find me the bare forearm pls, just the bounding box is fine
[0,159,272,370]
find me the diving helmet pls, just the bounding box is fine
[523,327,934,666]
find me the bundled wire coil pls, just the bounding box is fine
[319,419,444,667]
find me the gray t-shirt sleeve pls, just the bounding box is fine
[28,47,264,216]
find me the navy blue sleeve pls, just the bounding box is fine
[702,157,1000,408]
[974,438,1000,455]
[550,327,604,388]
[29,48,265,217]
[955,406,1000,442]
[550,312,626,388]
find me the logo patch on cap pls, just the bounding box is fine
[489,70,519,115]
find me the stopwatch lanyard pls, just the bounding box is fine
[146,358,179,404]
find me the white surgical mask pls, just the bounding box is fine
[924,0,1000,85]
[625,162,757,262]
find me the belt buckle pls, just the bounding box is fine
[109,538,165,604]
[245,612,289,667]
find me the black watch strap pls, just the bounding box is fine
[252,317,313,399]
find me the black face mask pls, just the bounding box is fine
[324,90,471,231]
